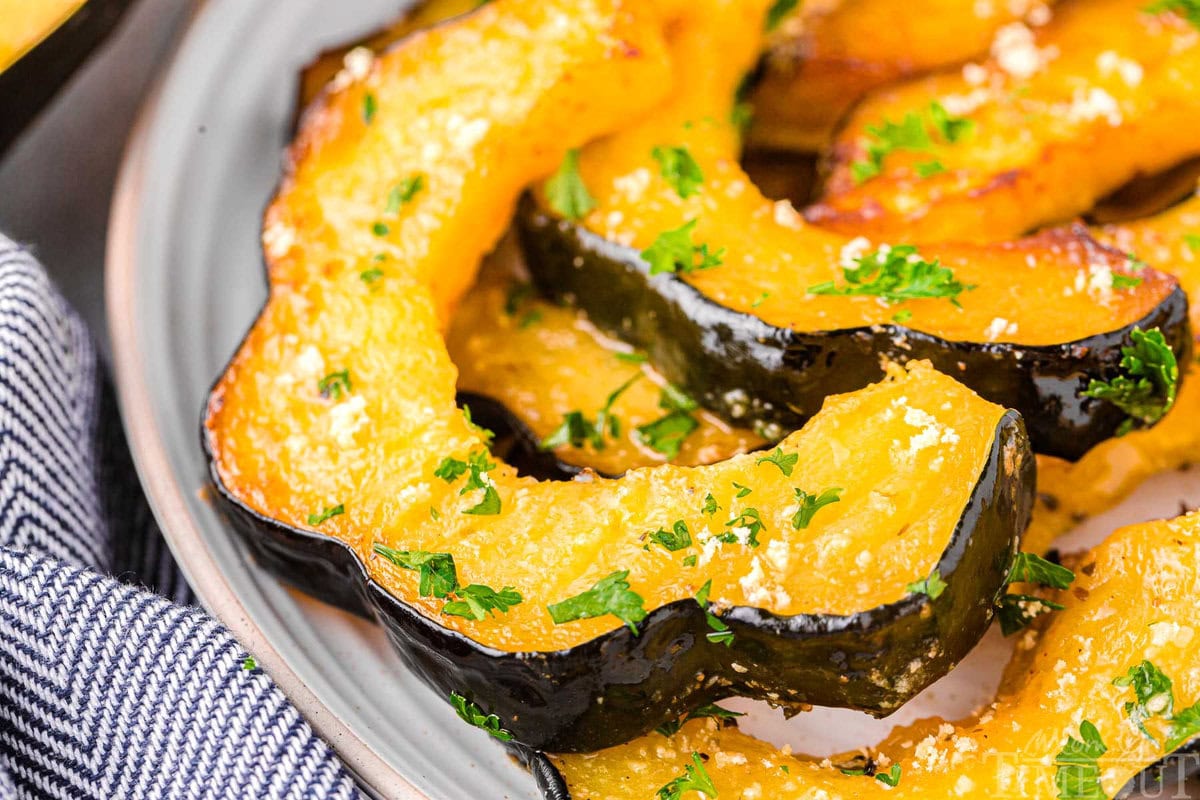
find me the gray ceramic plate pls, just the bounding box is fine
[105,0,1200,797]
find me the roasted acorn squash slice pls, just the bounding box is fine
[205,0,1035,750]
[517,0,1190,460]
[539,511,1200,798]
[749,0,1056,152]
[809,0,1200,242]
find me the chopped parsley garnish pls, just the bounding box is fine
[434,456,469,482]
[307,504,344,526]
[649,520,693,552]
[548,570,647,634]
[362,92,377,124]
[518,310,542,329]
[1007,552,1075,589]
[765,0,800,29]
[385,175,424,213]
[463,485,501,516]
[996,594,1065,636]
[893,309,913,324]
[373,545,459,598]
[442,584,523,621]
[371,221,390,237]
[545,148,596,221]
[1113,660,1174,743]
[702,493,720,517]
[1167,702,1200,750]
[430,450,501,514]
[615,351,647,364]
[317,369,352,400]
[808,244,974,306]
[242,656,257,671]
[1145,0,1200,30]
[360,267,384,284]
[504,282,533,315]
[756,447,798,476]
[792,487,842,529]
[634,384,700,459]
[641,220,725,275]
[874,764,902,787]
[461,404,494,445]
[1184,233,1200,251]
[696,580,734,646]
[1054,721,1107,800]
[656,753,718,800]
[1082,327,1179,435]
[682,555,698,567]
[449,692,513,742]
[656,704,744,737]
[542,373,640,451]
[722,508,765,548]
[652,145,705,199]
[1111,273,1143,290]
[851,101,973,183]
[905,569,947,600]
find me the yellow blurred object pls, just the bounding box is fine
[0,0,87,72]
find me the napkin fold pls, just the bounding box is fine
[0,236,362,799]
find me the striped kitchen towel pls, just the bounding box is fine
[0,235,362,799]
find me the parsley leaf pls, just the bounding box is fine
[434,456,468,482]
[545,149,596,220]
[656,753,718,800]
[765,0,800,29]
[455,450,501,515]
[641,220,725,275]
[1166,702,1200,751]
[702,493,720,517]
[650,520,693,552]
[1113,660,1174,743]
[915,160,946,178]
[443,584,523,620]
[874,764,902,787]
[385,175,424,213]
[362,92,377,124]
[1145,0,1200,29]
[242,656,257,671]
[373,545,458,598]
[616,351,647,364]
[722,508,765,548]
[732,482,752,498]
[318,370,352,400]
[996,593,1065,636]
[542,373,641,451]
[656,704,745,737]
[1112,273,1143,290]
[929,101,974,143]
[548,570,648,634]
[307,504,344,526]
[1184,233,1200,251]
[360,267,384,284]
[756,447,798,476]
[808,244,975,306]
[851,102,972,183]
[792,487,843,529]
[449,692,513,742]
[461,404,494,446]
[463,485,502,516]
[652,145,705,199]
[636,411,699,459]
[1082,327,1179,434]
[905,569,948,600]
[1054,721,1107,800]
[696,580,734,646]
[1007,552,1075,590]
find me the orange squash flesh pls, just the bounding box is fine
[206,0,1021,653]
[446,243,765,473]
[749,0,1056,152]
[810,0,1200,243]
[559,0,1175,348]
[1028,188,1200,552]
[552,512,1200,798]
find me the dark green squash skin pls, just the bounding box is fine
[0,0,139,154]
[204,390,1033,751]
[517,198,1192,461]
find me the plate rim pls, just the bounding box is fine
[103,4,428,798]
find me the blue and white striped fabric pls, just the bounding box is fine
[0,236,362,799]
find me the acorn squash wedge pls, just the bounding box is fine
[0,0,137,153]
[535,511,1200,798]
[516,0,1190,461]
[447,239,765,476]
[749,0,1056,152]
[205,0,1036,750]
[809,0,1200,243]
[1029,186,1200,552]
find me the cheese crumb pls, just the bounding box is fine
[1096,51,1144,87]
[991,23,1048,80]
[329,395,369,448]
